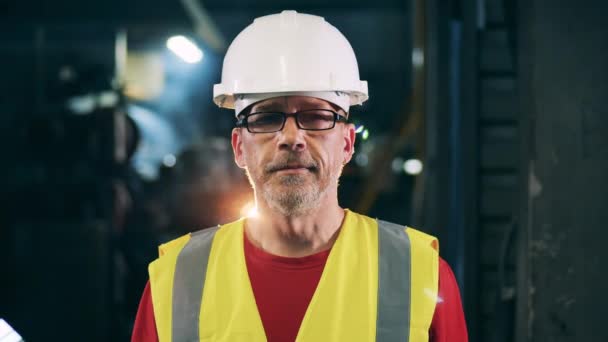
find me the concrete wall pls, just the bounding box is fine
[517,0,608,340]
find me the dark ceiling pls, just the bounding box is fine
[1,0,415,149]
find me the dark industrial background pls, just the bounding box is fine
[1,0,607,341]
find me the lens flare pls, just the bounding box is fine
[241,202,258,218]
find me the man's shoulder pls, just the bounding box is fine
[156,218,245,258]
[349,210,438,251]
[156,233,192,258]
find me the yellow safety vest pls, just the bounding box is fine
[149,210,439,342]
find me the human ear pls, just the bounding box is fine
[342,123,356,164]
[231,128,247,169]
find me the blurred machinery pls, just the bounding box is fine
[0,46,138,339]
[0,30,247,340]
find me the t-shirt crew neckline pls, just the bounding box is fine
[243,230,331,270]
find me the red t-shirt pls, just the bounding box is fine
[132,234,468,342]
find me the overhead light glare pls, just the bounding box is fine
[167,35,203,63]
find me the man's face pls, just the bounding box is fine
[231,96,356,216]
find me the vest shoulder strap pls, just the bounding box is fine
[149,226,220,342]
[376,219,412,342]
[405,226,440,252]
[405,225,440,341]
[158,234,191,257]
[375,219,439,342]
[172,226,220,342]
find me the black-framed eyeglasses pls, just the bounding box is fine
[236,109,348,133]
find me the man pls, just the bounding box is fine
[132,10,467,341]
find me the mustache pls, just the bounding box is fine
[265,153,319,173]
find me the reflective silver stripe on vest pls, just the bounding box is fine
[170,221,411,342]
[376,220,411,342]
[172,226,219,342]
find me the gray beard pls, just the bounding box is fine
[261,174,323,217]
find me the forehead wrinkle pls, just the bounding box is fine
[251,96,335,113]
[250,97,286,113]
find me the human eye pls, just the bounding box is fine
[298,110,335,129]
[247,113,283,131]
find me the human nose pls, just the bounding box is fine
[277,115,306,151]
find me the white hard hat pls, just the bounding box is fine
[213,10,368,115]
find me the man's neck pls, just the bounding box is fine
[244,200,345,258]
